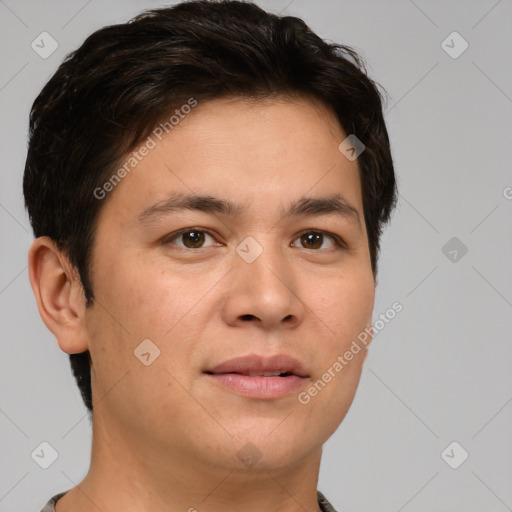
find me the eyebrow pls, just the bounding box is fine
[136,192,361,228]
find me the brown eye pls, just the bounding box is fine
[181,230,205,248]
[166,229,216,249]
[291,230,341,250]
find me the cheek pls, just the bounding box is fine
[295,270,373,419]
[94,255,188,338]
[316,270,375,349]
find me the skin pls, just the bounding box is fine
[29,95,375,512]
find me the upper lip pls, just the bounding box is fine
[205,354,309,378]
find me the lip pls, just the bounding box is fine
[206,354,308,377]
[204,354,309,400]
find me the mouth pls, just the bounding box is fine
[203,354,309,399]
[204,370,298,377]
[205,353,309,377]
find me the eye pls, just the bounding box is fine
[291,230,344,250]
[164,228,219,249]
[163,228,344,251]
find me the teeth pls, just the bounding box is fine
[246,371,282,377]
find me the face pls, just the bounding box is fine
[85,96,375,472]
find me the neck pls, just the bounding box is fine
[57,410,324,512]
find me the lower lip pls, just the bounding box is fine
[205,373,307,399]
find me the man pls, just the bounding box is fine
[24,1,397,510]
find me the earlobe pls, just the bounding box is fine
[28,236,89,354]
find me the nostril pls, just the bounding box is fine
[240,314,256,321]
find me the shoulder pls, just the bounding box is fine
[39,491,68,512]
[317,490,338,512]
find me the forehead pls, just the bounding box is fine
[98,95,363,225]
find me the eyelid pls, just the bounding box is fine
[163,227,347,250]
[163,227,220,248]
[292,229,347,250]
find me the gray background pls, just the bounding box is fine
[1,1,511,511]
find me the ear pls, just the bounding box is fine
[28,236,89,354]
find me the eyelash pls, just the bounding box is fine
[163,227,346,251]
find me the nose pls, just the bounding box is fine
[220,239,306,330]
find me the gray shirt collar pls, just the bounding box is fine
[41,489,338,511]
